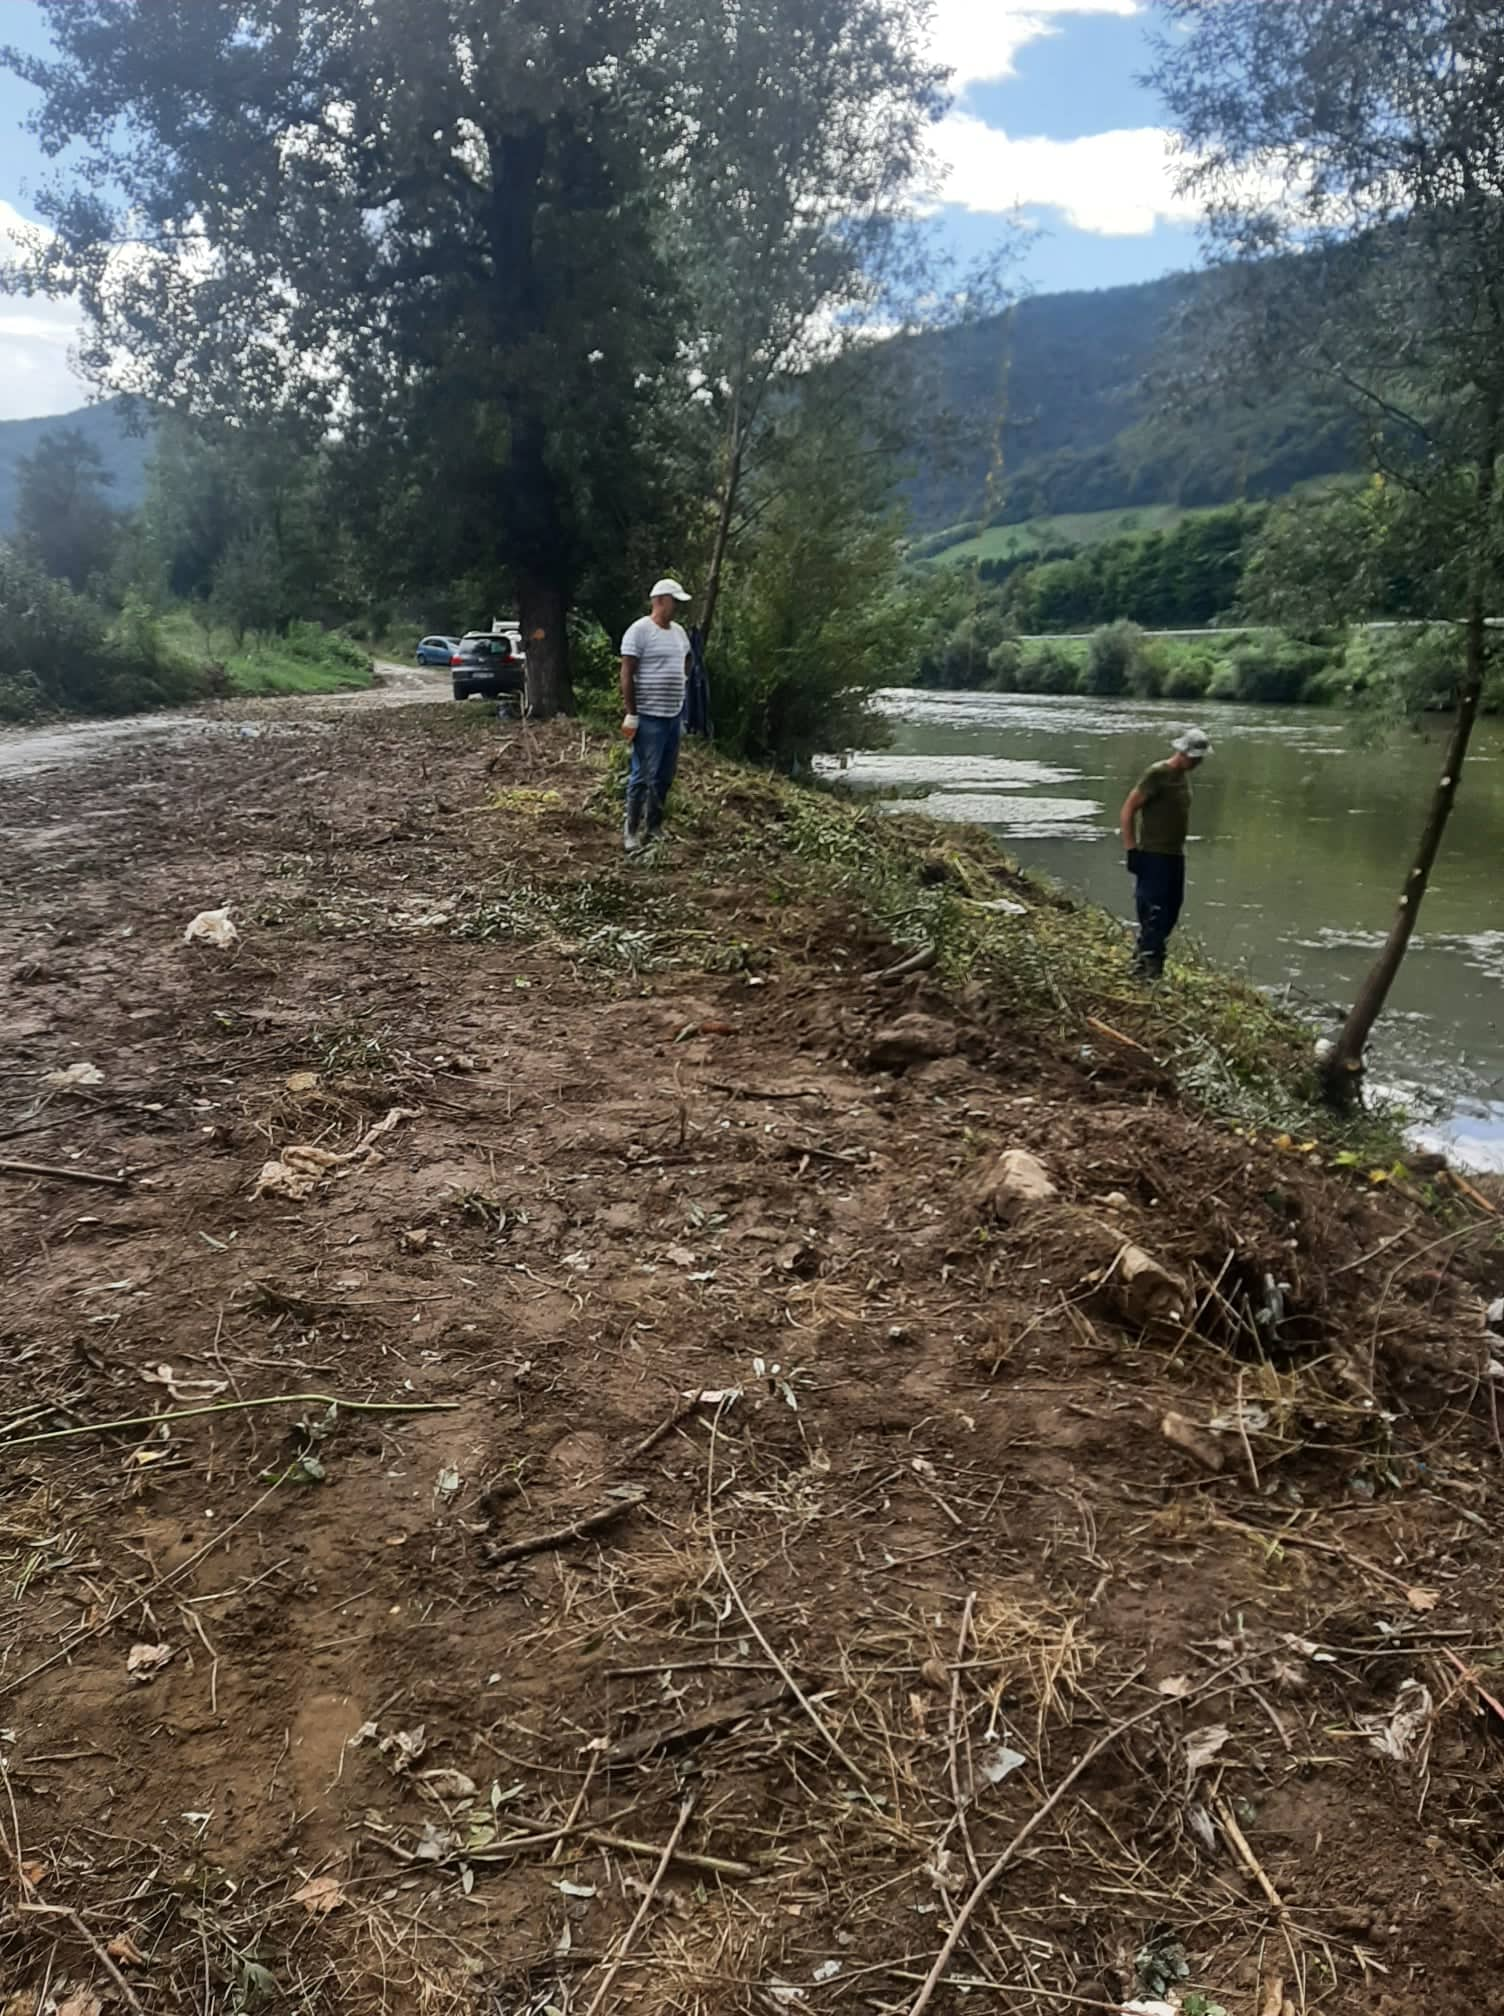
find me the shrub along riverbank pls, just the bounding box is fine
[914,612,1504,715]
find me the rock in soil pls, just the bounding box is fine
[865,1011,958,1070]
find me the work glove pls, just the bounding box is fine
[1125,848,1142,876]
[622,713,639,743]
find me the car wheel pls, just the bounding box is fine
[453,682,469,701]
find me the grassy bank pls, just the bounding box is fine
[158,610,374,697]
[556,721,1414,1170]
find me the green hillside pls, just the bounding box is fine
[910,268,1361,533]
[933,503,1198,566]
[0,399,154,531]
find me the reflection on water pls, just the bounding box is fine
[826,689,1504,1171]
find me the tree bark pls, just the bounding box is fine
[1321,520,1492,1109]
[699,383,745,649]
[518,570,573,720]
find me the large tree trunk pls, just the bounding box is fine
[518,569,573,720]
[1320,598,1487,1107]
[699,385,745,649]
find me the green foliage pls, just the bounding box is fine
[1160,650,1215,700]
[1084,619,1145,696]
[1014,641,1081,694]
[1212,632,1333,705]
[0,541,214,720]
[14,427,119,591]
[712,399,906,767]
[225,624,371,697]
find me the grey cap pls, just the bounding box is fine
[1173,727,1213,758]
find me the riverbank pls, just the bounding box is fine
[915,619,1504,716]
[843,687,1504,1174]
[3,706,1502,2014]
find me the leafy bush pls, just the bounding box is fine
[1217,632,1333,704]
[0,542,216,720]
[1127,641,1167,698]
[985,638,1022,689]
[1016,642,1080,694]
[1084,619,1146,696]
[1160,652,1215,700]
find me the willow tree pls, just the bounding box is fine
[3,0,681,717]
[1152,0,1504,1105]
[662,0,946,644]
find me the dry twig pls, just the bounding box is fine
[580,1795,695,2016]
[484,1488,646,1565]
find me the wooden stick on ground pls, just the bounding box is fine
[1215,1797,1286,1915]
[485,1488,646,1566]
[0,1157,128,1190]
[946,1593,982,1883]
[581,1796,695,2016]
[2,1391,460,1450]
[872,944,938,984]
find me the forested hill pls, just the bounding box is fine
[911,267,1362,535]
[0,400,152,531]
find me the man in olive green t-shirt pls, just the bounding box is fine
[1117,727,1212,978]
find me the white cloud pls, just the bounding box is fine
[0,201,88,420]
[935,113,1197,236]
[930,0,1141,93]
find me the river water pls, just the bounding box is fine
[836,690,1504,1169]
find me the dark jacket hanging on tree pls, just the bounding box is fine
[685,626,713,738]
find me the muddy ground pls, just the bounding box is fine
[2,701,1502,2016]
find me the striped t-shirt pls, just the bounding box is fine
[621,616,689,719]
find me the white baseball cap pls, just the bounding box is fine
[651,578,692,602]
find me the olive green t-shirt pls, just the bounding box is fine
[1133,760,1191,855]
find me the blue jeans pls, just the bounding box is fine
[1133,850,1186,975]
[626,713,682,836]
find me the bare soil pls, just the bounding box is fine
[2,703,1502,2016]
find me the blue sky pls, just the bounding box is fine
[0,0,1202,420]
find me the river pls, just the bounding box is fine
[836,690,1504,1170]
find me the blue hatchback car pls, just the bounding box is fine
[416,635,459,667]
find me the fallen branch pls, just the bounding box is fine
[1443,1167,1499,1215]
[903,1667,1237,2016]
[374,1813,748,1880]
[1086,1015,1153,1057]
[629,1394,710,1459]
[484,1488,646,1566]
[706,1407,870,1785]
[947,1593,982,1883]
[707,1080,822,1102]
[1215,1796,1286,1916]
[872,944,938,985]
[582,1796,695,2016]
[1442,1646,1504,1727]
[606,1682,791,1767]
[0,1157,128,1190]
[1,1391,460,1450]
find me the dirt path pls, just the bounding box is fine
[1,704,1500,2016]
[0,656,444,779]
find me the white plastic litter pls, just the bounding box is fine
[184,907,239,948]
[42,1061,105,1090]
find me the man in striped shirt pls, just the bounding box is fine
[620,578,692,853]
